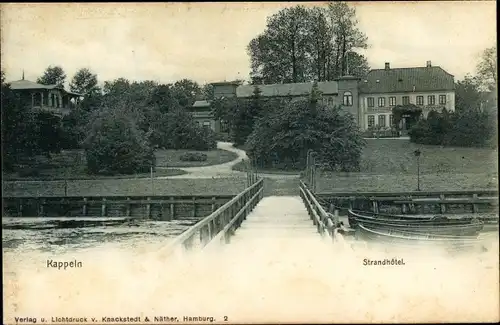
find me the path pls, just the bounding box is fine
[158,142,299,179]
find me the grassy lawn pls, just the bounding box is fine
[232,160,301,175]
[3,150,187,181]
[3,177,248,197]
[316,139,498,192]
[155,149,239,168]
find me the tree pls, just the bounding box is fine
[246,94,365,171]
[326,2,368,78]
[83,106,155,175]
[247,2,369,83]
[455,75,482,112]
[476,46,497,92]
[154,108,216,151]
[69,68,100,96]
[201,83,214,100]
[37,66,66,87]
[171,79,202,107]
[248,5,313,84]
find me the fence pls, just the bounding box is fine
[299,180,342,241]
[162,178,264,253]
[315,190,499,217]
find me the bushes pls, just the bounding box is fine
[179,152,208,162]
[84,108,155,175]
[154,109,217,151]
[246,97,365,172]
[409,109,496,148]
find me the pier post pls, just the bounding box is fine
[439,194,446,214]
[401,203,408,214]
[82,197,88,216]
[39,198,45,217]
[146,197,151,218]
[101,198,107,217]
[472,193,478,213]
[169,196,175,220]
[126,197,131,217]
[18,199,23,217]
[371,199,379,213]
[211,196,216,212]
[192,197,196,218]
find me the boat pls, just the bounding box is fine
[347,209,479,229]
[356,224,485,251]
[353,217,483,237]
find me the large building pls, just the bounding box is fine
[8,78,82,117]
[190,60,456,134]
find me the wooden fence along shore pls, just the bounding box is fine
[315,190,498,215]
[2,195,235,220]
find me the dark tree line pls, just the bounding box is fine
[2,66,217,175]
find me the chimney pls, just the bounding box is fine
[385,62,390,70]
[426,60,432,67]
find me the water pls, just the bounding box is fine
[2,217,198,254]
[3,215,500,323]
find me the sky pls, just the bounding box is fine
[1,1,496,87]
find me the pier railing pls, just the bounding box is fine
[299,180,340,241]
[164,178,264,253]
[315,190,498,216]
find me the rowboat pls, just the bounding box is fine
[348,209,480,229]
[356,224,485,251]
[353,217,483,237]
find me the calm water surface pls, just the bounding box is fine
[2,216,198,254]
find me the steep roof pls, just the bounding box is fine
[236,81,339,98]
[9,79,82,96]
[359,66,455,94]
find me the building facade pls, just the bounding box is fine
[190,61,456,134]
[8,79,82,117]
[359,61,455,133]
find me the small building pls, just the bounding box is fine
[8,79,82,117]
[190,76,360,132]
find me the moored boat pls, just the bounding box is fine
[353,217,483,236]
[348,209,480,229]
[356,224,485,251]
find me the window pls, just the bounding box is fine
[328,97,334,106]
[367,97,375,107]
[378,115,386,127]
[402,96,410,105]
[220,120,229,133]
[416,96,424,106]
[428,95,435,105]
[343,91,353,106]
[439,95,446,105]
[367,115,375,128]
[378,97,385,107]
[202,121,211,129]
[389,96,396,106]
[389,114,394,126]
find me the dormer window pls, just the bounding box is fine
[343,91,353,106]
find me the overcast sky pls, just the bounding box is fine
[1,2,496,86]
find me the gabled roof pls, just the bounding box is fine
[359,66,455,94]
[8,79,82,96]
[236,81,339,98]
